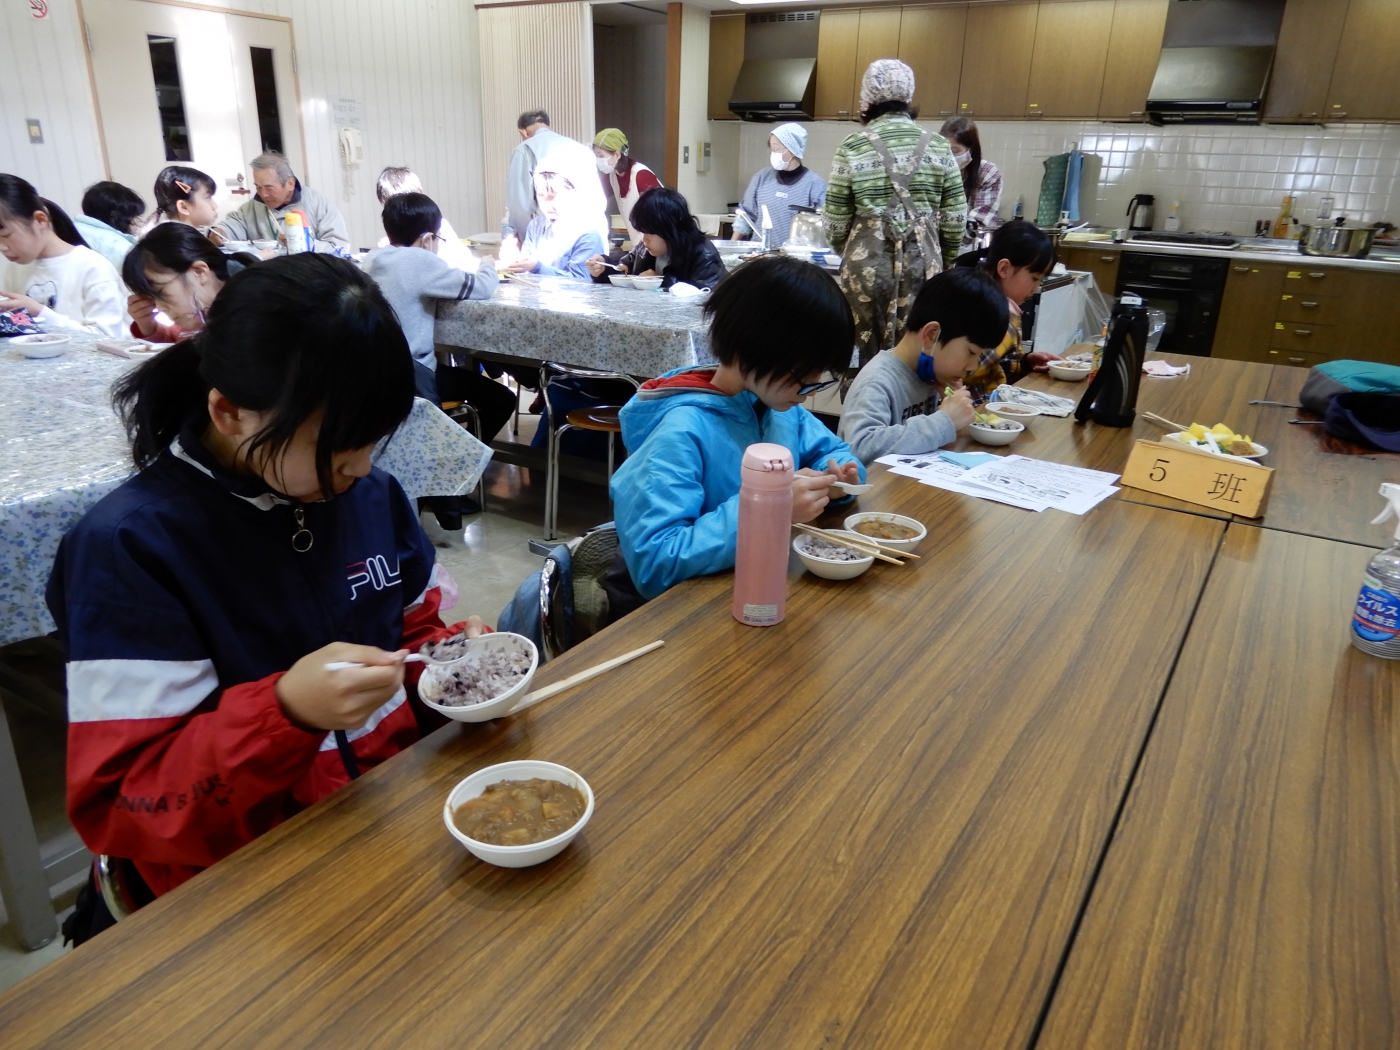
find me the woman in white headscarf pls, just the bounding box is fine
[824,60,968,373]
[732,122,827,249]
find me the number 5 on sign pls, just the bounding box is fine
[1121,440,1275,518]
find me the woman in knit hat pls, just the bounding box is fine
[824,59,968,378]
[733,122,827,249]
[593,128,662,245]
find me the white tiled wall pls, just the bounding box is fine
[732,120,1400,235]
[1,0,487,249]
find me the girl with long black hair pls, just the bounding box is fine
[49,253,487,942]
[123,222,259,342]
[0,172,125,337]
[586,187,725,291]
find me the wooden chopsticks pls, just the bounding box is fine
[1140,411,1189,432]
[792,523,917,565]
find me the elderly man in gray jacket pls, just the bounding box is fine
[213,152,351,254]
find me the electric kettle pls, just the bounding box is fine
[1127,194,1155,232]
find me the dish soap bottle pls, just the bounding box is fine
[1351,483,1400,658]
[1164,201,1181,232]
[733,442,793,627]
[1271,196,1295,239]
[283,212,309,254]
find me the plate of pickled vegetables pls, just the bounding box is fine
[1167,422,1267,460]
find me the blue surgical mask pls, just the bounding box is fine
[917,352,938,383]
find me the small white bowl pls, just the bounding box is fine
[842,512,927,552]
[983,401,1040,420]
[607,273,635,289]
[444,760,594,868]
[418,632,539,723]
[11,333,69,358]
[1048,362,1092,382]
[630,276,664,291]
[793,532,875,580]
[1166,432,1269,460]
[969,419,1025,446]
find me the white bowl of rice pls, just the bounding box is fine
[792,532,875,580]
[417,631,539,722]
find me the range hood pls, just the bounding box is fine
[1146,0,1286,124]
[728,10,818,122]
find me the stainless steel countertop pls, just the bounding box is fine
[1065,237,1400,273]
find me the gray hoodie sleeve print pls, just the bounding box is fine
[839,352,956,464]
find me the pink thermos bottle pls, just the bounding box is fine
[733,442,794,627]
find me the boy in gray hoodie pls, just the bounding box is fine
[838,268,1008,464]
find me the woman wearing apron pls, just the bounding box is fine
[824,60,968,376]
[593,128,662,246]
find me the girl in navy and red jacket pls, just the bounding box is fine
[48,253,486,942]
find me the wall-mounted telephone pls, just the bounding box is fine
[338,126,364,169]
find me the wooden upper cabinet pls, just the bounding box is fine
[854,8,903,81]
[1325,0,1400,121]
[1264,0,1347,122]
[898,5,968,121]
[1096,0,1167,119]
[958,1,1038,118]
[707,13,746,121]
[1026,1,1113,118]
[815,8,861,119]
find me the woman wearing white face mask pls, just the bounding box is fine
[124,223,258,342]
[733,123,826,249]
[593,128,662,246]
[939,117,1002,248]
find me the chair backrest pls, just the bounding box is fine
[540,361,642,427]
[538,545,575,661]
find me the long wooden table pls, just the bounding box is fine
[2,360,1396,1049]
[1036,525,1400,1050]
[0,483,1223,1049]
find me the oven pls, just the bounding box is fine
[1115,252,1229,357]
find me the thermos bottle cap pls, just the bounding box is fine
[740,443,794,489]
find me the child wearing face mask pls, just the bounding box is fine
[51,254,489,943]
[0,173,125,338]
[839,268,1009,464]
[592,128,661,246]
[605,255,863,613]
[124,223,259,342]
[732,123,827,248]
[954,220,1062,402]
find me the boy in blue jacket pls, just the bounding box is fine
[608,255,864,608]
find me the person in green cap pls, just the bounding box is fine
[593,128,661,246]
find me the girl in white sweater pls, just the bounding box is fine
[0,173,125,337]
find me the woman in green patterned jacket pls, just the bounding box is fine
[824,59,968,376]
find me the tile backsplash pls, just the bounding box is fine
[732,120,1400,235]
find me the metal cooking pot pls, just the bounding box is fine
[1299,219,1377,258]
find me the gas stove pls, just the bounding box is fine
[1129,231,1240,249]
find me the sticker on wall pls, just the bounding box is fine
[30,0,49,17]
[333,97,365,130]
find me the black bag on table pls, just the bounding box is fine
[1324,392,1400,452]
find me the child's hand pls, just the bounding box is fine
[821,457,861,496]
[791,470,836,523]
[206,227,225,247]
[937,386,975,430]
[460,615,488,639]
[585,255,609,277]
[276,643,408,731]
[128,293,159,337]
[0,291,43,317]
[1024,351,1061,373]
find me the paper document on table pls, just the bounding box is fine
[878,454,1047,511]
[956,455,1120,515]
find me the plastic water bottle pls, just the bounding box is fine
[1351,483,1400,658]
[732,442,793,627]
[283,213,309,254]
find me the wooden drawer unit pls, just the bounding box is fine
[1276,293,1342,325]
[1270,321,1341,356]
[1282,267,1340,290]
[1060,247,1120,296]
[1211,261,1288,363]
[1267,347,1330,369]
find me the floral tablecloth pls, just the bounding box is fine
[0,336,489,646]
[434,277,713,376]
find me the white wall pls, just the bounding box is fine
[0,0,487,248]
[730,119,1400,235]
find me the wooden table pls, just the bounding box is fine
[1036,525,1400,1050]
[0,479,1225,1049]
[1002,355,1398,544]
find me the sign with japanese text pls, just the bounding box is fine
[1121,439,1274,518]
